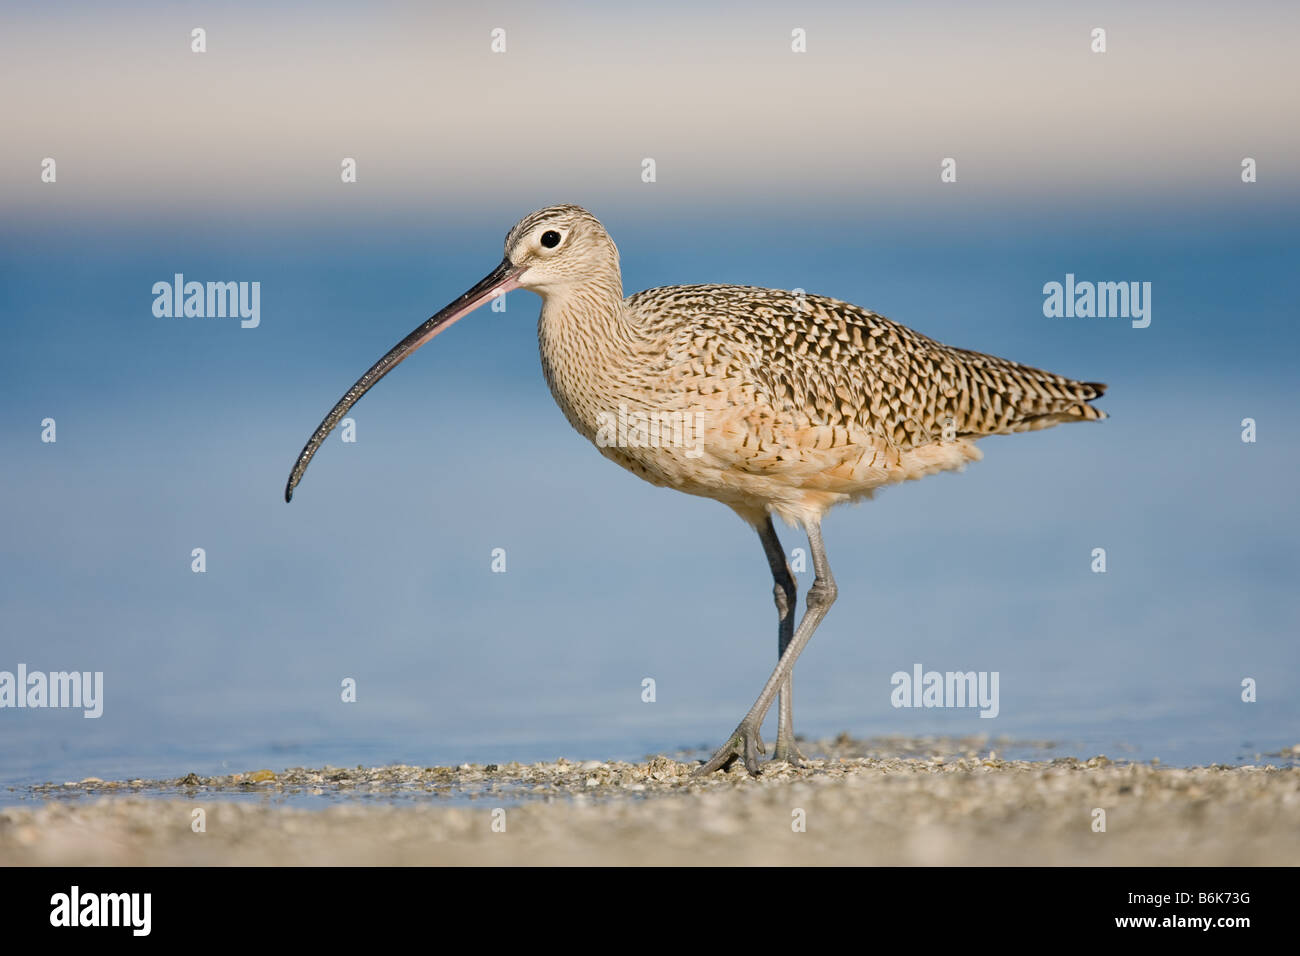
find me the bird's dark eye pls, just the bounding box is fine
[540,230,561,248]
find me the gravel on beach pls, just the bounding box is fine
[4,737,1297,865]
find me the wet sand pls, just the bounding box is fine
[4,739,1297,866]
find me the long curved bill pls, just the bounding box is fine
[285,258,523,502]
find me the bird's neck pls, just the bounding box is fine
[536,280,639,442]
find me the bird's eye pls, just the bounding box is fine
[540,230,561,248]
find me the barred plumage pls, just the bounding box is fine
[626,282,1106,446]
[537,272,1106,528]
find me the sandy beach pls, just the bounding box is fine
[4,738,1297,866]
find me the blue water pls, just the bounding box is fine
[2,200,1298,805]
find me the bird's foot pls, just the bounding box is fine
[694,719,765,776]
[770,733,806,767]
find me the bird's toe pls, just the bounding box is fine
[694,721,766,777]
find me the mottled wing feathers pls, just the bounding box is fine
[626,283,1106,454]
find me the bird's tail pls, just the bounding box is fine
[945,345,1109,437]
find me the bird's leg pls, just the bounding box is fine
[696,519,836,776]
[757,515,803,765]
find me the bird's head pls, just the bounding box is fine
[504,203,621,297]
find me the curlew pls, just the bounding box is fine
[285,204,1106,775]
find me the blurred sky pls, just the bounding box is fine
[1,1,1298,796]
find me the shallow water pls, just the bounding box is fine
[3,214,1298,805]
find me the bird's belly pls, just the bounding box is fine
[539,345,984,522]
[590,407,985,525]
